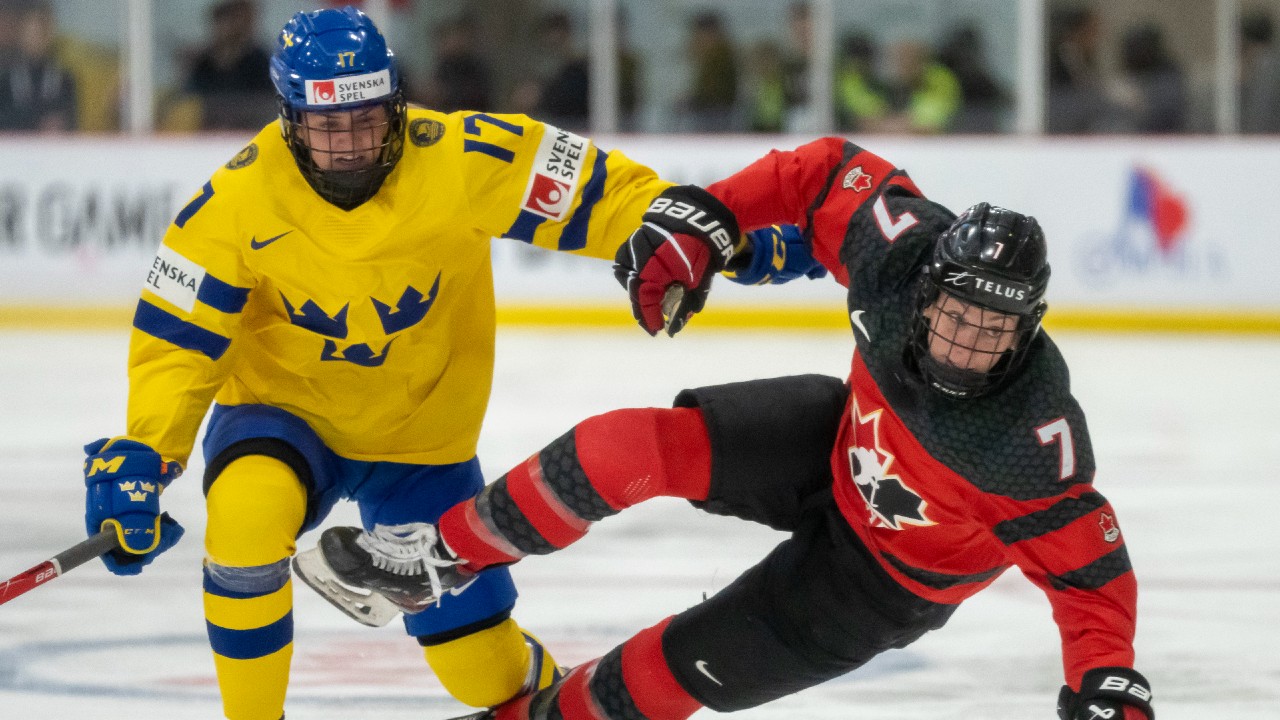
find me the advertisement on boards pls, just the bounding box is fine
[0,135,1274,315]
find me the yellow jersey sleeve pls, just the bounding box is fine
[126,167,257,466]
[452,112,673,260]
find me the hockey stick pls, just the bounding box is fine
[661,284,684,335]
[0,513,173,607]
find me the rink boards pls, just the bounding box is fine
[0,134,1277,333]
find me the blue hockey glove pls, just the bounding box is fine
[723,224,828,286]
[83,437,184,576]
[1058,667,1154,720]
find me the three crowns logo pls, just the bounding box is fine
[118,480,157,502]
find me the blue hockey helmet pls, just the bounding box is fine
[269,6,406,209]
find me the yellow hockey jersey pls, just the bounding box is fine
[128,108,672,467]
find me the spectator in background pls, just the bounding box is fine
[1046,7,1124,134]
[781,1,814,130]
[420,14,492,113]
[683,10,739,132]
[745,38,787,132]
[524,10,589,131]
[870,39,960,134]
[937,23,1009,133]
[833,31,887,132]
[616,8,642,132]
[0,0,77,133]
[1113,22,1188,134]
[1240,9,1280,134]
[184,0,274,131]
[510,8,640,133]
[0,1,23,69]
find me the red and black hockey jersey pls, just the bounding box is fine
[706,138,1138,689]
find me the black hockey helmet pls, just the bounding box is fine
[270,7,406,210]
[907,202,1050,399]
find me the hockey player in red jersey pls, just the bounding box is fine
[296,137,1154,720]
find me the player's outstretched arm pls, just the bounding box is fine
[613,185,740,336]
[723,224,829,286]
[1057,667,1154,720]
[82,437,185,576]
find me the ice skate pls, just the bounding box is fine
[293,523,474,626]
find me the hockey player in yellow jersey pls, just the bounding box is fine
[78,6,742,720]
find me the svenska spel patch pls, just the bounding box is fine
[145,245,206,313]
[519,125,589,221]
[305,69,392,106]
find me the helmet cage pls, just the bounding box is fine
[279,90,405,210]
[270,7,406,210]
[905,202,1051,399]
[908,282,1046,399]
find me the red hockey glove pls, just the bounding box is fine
[1058,667,1154,720]
[613,185,740,336]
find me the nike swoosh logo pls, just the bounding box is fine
[850,310,871,340]
[250,230,292,250]
[694,660,723,686]
[447,575,479,597]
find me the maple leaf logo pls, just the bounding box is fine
[842,165,873,192]
[847,402,933,530]
[1099,512,1121,543]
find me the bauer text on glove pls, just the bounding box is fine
[1058,667,1154,720]
[613,185,741,336]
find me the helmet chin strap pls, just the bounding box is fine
[917,351,1012,399]
[308,165,391,209]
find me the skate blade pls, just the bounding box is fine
[292,546,401,628]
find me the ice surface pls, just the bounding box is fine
[1,328,1277,719]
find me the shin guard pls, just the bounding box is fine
[438,408,711,571]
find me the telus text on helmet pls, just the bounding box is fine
[943,271,1027,302]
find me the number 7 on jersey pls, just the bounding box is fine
[1035,417,1076,481]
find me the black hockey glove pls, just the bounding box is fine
[1058,667,1154,720]
[613,185,740,336]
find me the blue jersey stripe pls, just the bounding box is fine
[197,274,250,314]
[133,299,231,360]
[206,612,293,660]
[504,209,547,243]
[557,149,609,251]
